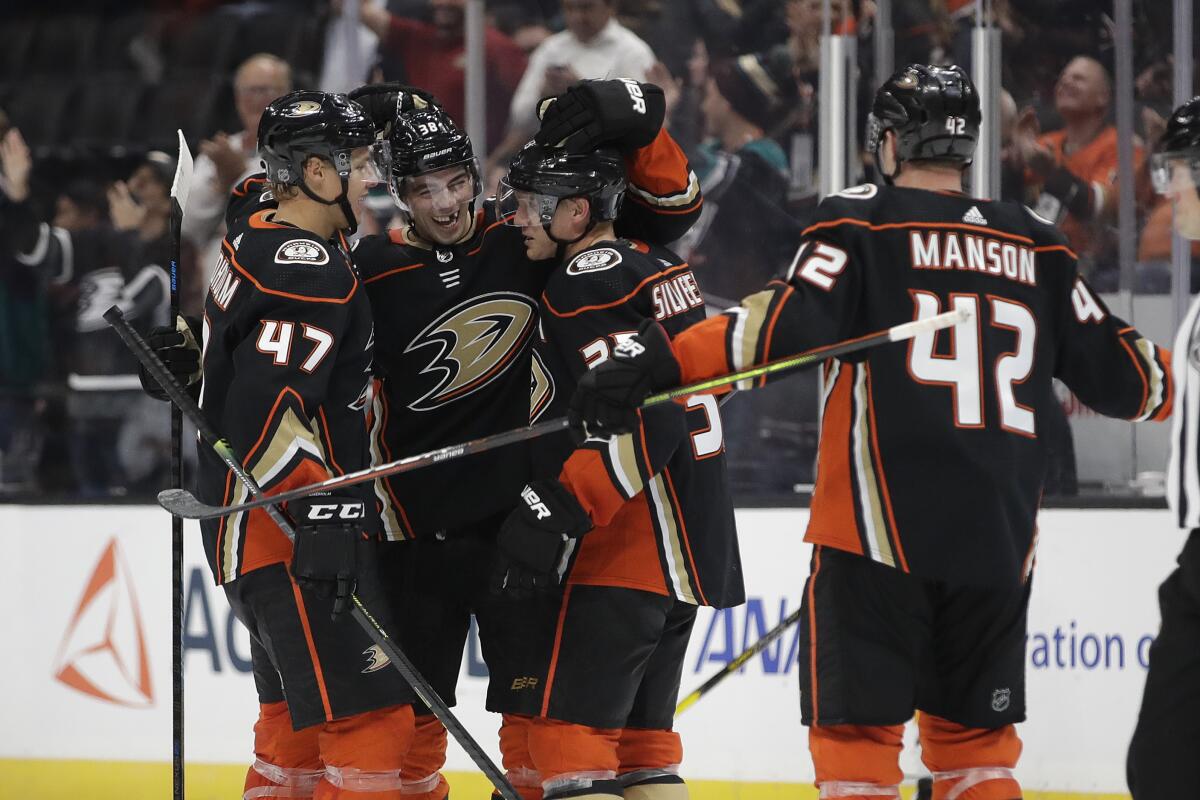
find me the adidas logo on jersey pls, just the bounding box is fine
[963,206,988,225]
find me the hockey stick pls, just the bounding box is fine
[675,607,802,716]
[168,130,193,800]
[158,309,968,520]
[104,306,521,800]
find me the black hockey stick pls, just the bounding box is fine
[675,606,802,716]
[157,309,969,521]
[168,130,194,800]
[104,306,521,800]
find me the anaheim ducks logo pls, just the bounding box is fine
[405,292,537,411]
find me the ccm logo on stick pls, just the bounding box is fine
[304,503,365,521]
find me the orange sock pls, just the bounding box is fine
[918,715,1021,800]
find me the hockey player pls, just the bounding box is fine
[145,79,705,800]
[571,65,1174,800]
[346,80,703,800]
[197,90,419,800]
[486,142,743,800]
[1127,95,1200,800]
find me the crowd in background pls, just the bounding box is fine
[0,0,1187,499]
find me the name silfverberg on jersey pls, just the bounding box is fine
[909,231,1037,287]
[209,253,241,311]
[652,270,703,321]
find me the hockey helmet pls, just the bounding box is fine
[376,107,482,216]
[866,64,981,180]
[258,90,376,186]
[257,90,378,233]
[498,142,626,231]
[1151,96,1200,195]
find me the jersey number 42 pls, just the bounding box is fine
[907,291,1037,437]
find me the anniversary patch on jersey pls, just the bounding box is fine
[404,292,538,412]
[275,239,330,266]
[566,247,622,276]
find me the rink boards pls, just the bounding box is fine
[0,505,1179,799]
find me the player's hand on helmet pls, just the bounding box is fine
[535,79,666,154]
[349,82,441,134]
[569,319,680,441]
[139,315,202,402]
[492,480,593,596]
[289,494,373,618]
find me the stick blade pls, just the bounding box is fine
[172,130,195,213]
[158,488,213,519]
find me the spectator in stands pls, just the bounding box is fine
[355,0,528,148]
[488,2,553,54]
[675,50,811,497]
[484,0,656,183]
[679,50,801,301]
[1013,55,1145,287]
[0,144,174,497]
[182,53,292,288]
[52,180,108,234]
[0,122,52,493]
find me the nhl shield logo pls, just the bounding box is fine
[991,688,1011,713]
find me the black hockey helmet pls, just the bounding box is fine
[866,64,980,182]
[377,106,482,217]
[1151,96,1200,195]
[499,142,626,228]
[257,90,377,233]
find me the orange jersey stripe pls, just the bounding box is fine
[543,262,693,318]
[290,579,334,721]
[865,364,908,572]
[540,586,574,717]
[807,547,824,721]
[225,241,358,304]
[804,217,1036,246]
[805,365,863,554]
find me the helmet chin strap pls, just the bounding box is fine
[545,198,600,262]
[299,173,359,236]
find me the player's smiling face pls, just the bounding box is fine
[405,165,476,245]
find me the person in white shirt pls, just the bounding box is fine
[1128,94,1200,800]
[182,53,292,283]
[485,0,656,184]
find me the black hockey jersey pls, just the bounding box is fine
[197,209,375,585]
[669,184,1173,587]
[351,128,704,540]
[531,238,743,608]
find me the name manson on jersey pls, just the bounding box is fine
[909,230,1037,286]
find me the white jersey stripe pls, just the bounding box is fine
[1168,295,1200,529]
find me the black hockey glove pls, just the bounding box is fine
[139,315,202,402]
[569,319,680,441]
[492,479,593,596]
[289,495,367,619]
[349,82,441,136]
[535,79,666,154]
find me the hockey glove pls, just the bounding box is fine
[569,319,680,440]
[289,495,367,619]
[349,82,441,137]
[535,79,666,154]
[493,480,593,596]
[139,315,202,402]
